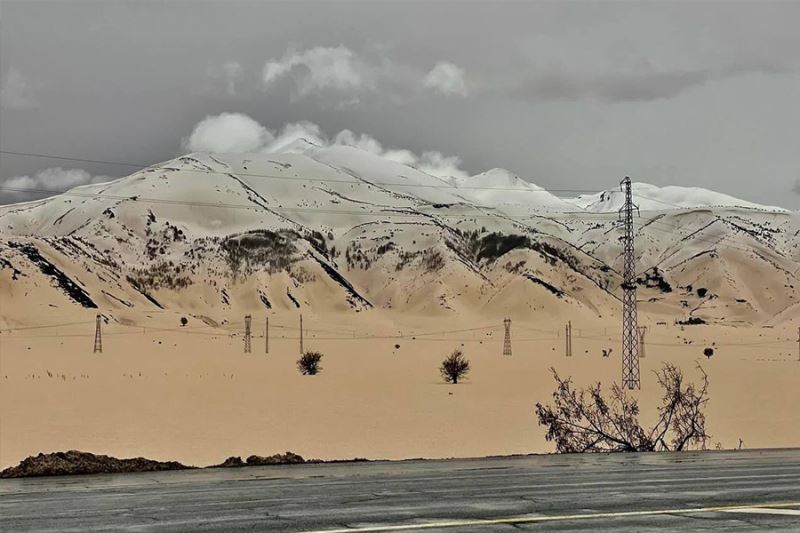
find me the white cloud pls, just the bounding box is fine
[0,68,39,110]
[203,61,245,96]
[416,151,469,179]
[264,121,326,152]
[424,62,468,96]
[182,112,273,153]
[222,61,243,96]
[181,113,469,179]
[333,130,383,154]
[262,46,371,96]
[2,168,111,203]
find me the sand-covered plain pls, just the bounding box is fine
[1,311,799,470]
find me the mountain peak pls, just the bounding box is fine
[573,182,787,213]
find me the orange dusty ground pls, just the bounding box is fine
[1,312,799,469]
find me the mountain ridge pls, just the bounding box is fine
[1,146,797,328]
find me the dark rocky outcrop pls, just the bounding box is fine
[212,452,306,468]
[0,450,190,478]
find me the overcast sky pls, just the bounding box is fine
[1,0,799,207]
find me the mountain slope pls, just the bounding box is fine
[1,146,798,328]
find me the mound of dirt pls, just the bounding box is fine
[0,450,191,478]
[213,452,306,468]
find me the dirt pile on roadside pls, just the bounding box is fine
[0,450,191,478]
[213,452,306,468]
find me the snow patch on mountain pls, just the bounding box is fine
[450,169,576,212]
[572,183,787,213]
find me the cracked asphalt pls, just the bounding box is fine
[2,449,800,531]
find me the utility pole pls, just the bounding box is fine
[93,314,102,354]
[244,315,252,354]
[503,317,512,356]
[797,326,799,362]
[265,316,269,354]
[619,177,640,389]
[638,326,647,359]
[299,313,304,354]
[565,321,572,357]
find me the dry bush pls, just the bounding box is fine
[440,349,470,384]
[297,351,323,375]
[535,363,709,453]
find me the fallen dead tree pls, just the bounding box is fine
[535,363,709,453]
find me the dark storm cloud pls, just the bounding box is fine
[504,61,790,103]
[1,0,799,208]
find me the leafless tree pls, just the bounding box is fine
[297,351,323,375]
[440,349,470,384]
[535,363,709,452]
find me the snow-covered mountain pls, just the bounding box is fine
[1,145,798,327]
[448,168,576,212]
[572,182,787,213]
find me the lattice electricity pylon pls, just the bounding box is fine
[503,318,512,356]
[619,177,640,389]
[299,314,304,354]
[565,321,573,357]
[638,326,647,359]
[93,314,102,354]
[244,315,252,353]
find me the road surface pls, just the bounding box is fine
[2,449,800,531]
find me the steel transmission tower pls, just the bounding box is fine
[244,315,252,353]
[93,314,102,353]
[619,177,640,389]
[638,326,647,359]
[503,318,512,356]
[565,321,573,357]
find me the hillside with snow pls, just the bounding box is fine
[571,182,787,213]
[1,144,798,328]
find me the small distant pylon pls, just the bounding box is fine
[299,313,304,354]
[93,314,102,353]
[638,326,647,359]
[244,315,252,353]
[503,318,512,356]
[565,321,573,357]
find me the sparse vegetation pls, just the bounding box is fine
[476,233,531,262]
[180,317,188,327]
[637,268,673,293]
[395,247,445,272]
[535,363,709,452]
[297,351,323,375]
[440,349,470,384]
[677,317,706,325]
[222,229,298,278]
[127,261,191,291]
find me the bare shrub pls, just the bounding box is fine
[297,351,323,375]
[535,363,709,452]
[440,349,470,384]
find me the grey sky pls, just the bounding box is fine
[1,0,799,207]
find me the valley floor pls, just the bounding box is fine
[1,312,798,469]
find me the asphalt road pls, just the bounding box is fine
[2,449,800,532]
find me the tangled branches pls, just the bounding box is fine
[535,363,709,453]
